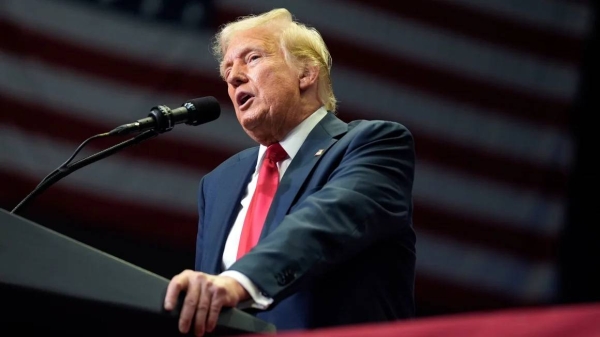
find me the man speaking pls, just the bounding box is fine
[164,8,416,335]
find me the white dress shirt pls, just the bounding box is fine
[220,107,328,309]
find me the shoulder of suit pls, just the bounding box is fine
[203,146,257,177]
[346,119,412,138]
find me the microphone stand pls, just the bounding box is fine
[11,130,159,215]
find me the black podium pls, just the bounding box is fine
[0,208,276,336]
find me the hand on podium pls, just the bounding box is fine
[164,270,251,336]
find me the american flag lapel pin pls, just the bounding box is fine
[314,149,324,156]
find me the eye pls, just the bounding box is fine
[222,62,232,79]
[248,54,261,63]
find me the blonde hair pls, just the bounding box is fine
[213,8,337,112]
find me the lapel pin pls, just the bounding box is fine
[314,149,324,156]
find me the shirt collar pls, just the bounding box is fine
[256,106,328,168]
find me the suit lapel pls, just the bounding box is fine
[203,149,257,274]
[260,112,348,239]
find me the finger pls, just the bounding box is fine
[194,276,213,336]
[179,273,203,334]
[164,270,191,311]
[206,285,224,333]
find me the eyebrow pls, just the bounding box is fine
[221,46,266,76]
[221,47,251,72]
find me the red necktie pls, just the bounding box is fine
[237,143,288,259]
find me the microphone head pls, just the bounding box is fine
[184,96,221,126]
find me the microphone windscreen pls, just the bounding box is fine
[185,96,221,126]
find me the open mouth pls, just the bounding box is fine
[237,92,254,109]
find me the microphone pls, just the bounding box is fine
[11,96,220,215]
[110,96,220,135]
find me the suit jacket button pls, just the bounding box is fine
[276,274,286,286]
[276,269,298,286]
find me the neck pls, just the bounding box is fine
[270,100,321,145]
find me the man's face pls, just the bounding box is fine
[222,27,302,144]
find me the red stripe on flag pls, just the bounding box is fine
[348,0,585,64]
[0,168,197,250]
[414,202,558,262]
[0,94,233,172]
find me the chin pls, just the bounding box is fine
[239,109,265,130]
[240,117,259,132]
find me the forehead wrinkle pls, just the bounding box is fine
[221,36,280,77]
[221,45,254,77]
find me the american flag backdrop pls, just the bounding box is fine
[0,0,594,315]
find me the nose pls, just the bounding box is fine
[226,62,248,88]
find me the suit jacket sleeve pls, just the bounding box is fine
[228,121,415,303]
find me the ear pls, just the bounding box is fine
[299,64,319,91]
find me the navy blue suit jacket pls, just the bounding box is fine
[195,112,416,330]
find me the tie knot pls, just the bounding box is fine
[265,143,287,163]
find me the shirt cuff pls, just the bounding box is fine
[220,270,274,310]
